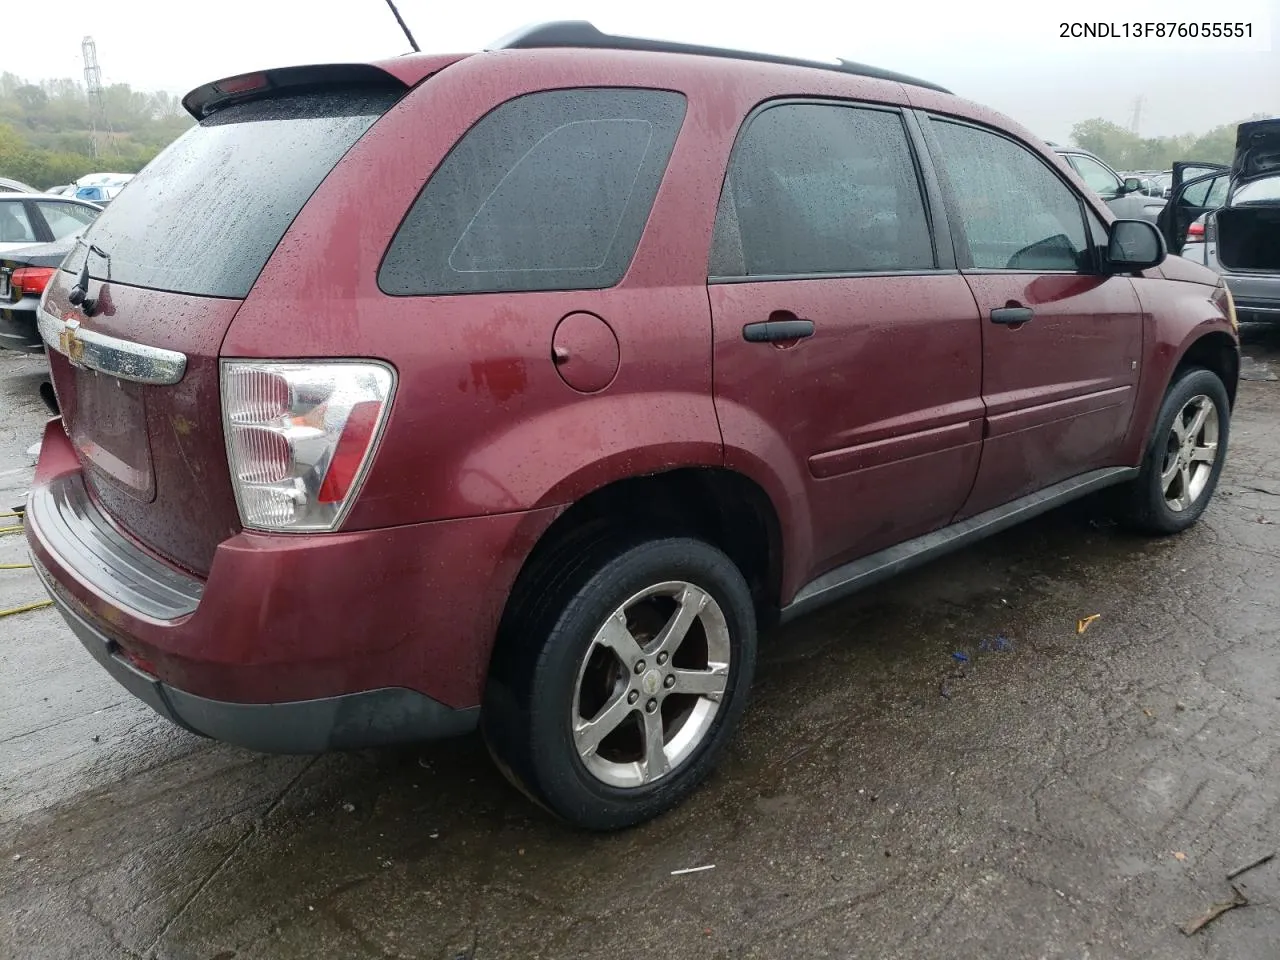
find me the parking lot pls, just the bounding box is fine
[1,325,1279,959]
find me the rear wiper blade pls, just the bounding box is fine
[68,237,111,317]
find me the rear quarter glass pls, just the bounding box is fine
[66,87,403,298]
[378,88,687,296]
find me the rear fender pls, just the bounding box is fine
[715,398,815,601]
[459,391,724,511]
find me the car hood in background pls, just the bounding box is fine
[1233,119,1280,183]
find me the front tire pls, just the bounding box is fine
[483,535,757,831]
[1116,366,1230,535]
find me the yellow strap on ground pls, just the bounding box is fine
[0,527,24,537]
[0,599,52,618]
[0,563,32,569]
[0,511,23,519]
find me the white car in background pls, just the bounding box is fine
[71,172,135,207]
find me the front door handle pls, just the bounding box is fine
[990,306,1034,325]
[742,313,816,343]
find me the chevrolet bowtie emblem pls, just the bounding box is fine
[59,318,85,365]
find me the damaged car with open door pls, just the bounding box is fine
[1162,120,1280,322]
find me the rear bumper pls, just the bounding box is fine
[26,418,561,750]
[1216,271,1280,315]
[35,558,478,752]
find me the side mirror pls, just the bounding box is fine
[1104,219,1166,272]
[1121,177,1143,195]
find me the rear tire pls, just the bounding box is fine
[482,534,756,831]
[1115,366,1230,535]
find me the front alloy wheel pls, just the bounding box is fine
[1160,394,1219,512]
[1116,365,1230,535]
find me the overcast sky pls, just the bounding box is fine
[6,0,1278,143]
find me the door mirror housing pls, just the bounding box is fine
[1120,177,1143,195]
[1104,219,1167,272]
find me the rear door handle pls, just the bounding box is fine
[990,306,1034,325]
[742,316,815,343]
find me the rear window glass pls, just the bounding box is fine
[36,200,98,240]
[379,88,686,296]
[69,88,400,298]
[1233,176,1280,204]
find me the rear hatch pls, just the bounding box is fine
[1216,119,1280,273]
[1232,118,1280,184]
[41,70,406,575]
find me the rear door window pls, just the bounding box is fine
[0,201,38,244]
[68,87,402,297]
[1181,174,1230,208]
[36,200,98,240]
[379,88,686,296]
[710,102,935,277]
[1207,176,1230,206]
[930,120,1090,272]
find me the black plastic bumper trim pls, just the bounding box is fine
[782,466,1139,622]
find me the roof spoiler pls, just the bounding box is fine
[182,63,408,120]
[488,20,952,94]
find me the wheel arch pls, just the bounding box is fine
[1124,319,1240,466]
[484,466,785,685]
[1174,330,1240,409]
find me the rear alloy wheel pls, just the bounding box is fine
[572,580,732,789]
[1117,366,1230,535]
[483,536,756,830]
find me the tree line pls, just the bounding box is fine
[0,69,1270,190]
[1069,115,1271,172]
[0,72,193,189]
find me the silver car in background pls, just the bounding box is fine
[0,177,37,194]
[1163,119,1280,322]
[1052,146,1167,222]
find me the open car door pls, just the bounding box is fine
[1159,167,1230,253]
[1169,160,1229,197]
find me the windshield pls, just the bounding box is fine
[68,87,400,298]
[1233,176,1280,205]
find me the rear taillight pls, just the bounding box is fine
[1187,220,1205,240]
[10,267,55,298]
[221,361,394,532]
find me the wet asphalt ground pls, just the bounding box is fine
[2,327,1279,960]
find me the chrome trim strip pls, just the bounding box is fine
[38,305,187,385]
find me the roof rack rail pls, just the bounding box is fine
[488,21,952,95]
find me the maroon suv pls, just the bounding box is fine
[28,22,1239,829]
